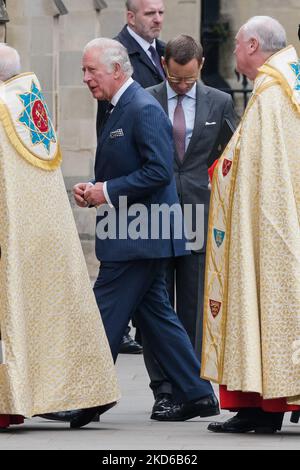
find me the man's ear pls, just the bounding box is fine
[200,57,205,69]
[248,37,259,55]
[161,56,166,67]
[113,62,122,78]
[127,11,135,28]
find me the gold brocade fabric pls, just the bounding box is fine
[201,46,300,405]
[0,74,120,417]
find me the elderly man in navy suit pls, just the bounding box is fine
[97,0,166,354]
[74,38,219,421]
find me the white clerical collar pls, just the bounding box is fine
[166,81,197,100]
[127,26,156,53]
[111,77,134,107]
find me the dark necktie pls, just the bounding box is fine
[99,102,114,134]
[148,45,165,79]
[173,95,186,161]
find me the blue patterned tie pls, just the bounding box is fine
[148,45,165,79]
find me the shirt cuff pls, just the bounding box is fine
[103,181,114,208]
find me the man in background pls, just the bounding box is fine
[145,35,236,420]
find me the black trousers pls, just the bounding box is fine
[142,252,206,397]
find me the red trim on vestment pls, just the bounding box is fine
[0,415,24,429]
[220,385,300,412]
[208,159,219,183]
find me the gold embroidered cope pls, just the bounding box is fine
[0,73,120,416]
[201,46,300,405]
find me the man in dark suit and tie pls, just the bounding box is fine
[96,0,166,353]
[97,0,165,133]
[74,37,220,421]
[143,35,237,419]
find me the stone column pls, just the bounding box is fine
[0,24,5,41]
[163,0,201,41]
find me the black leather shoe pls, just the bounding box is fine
[119,333,143,354]
[91,401,117,422]
[69,406,100,429]
[291,411,300,423]
[38,401,116,427]
[207,415,281,434]
[38,411,75,422]
[152,394,174,414]
[92,411,101,422]
[151,394,220,421]
[71,401,117,428]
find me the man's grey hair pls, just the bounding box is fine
[0,43,21,82]
[84,38,133,78]
[241,16,287,53]
[125,0,138,12]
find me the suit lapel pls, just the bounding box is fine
[97,82,139,152]
[98,107,125,150]
[135,48,163,78]
[122,27,165,78]
[183,81,211,163]
[151,82,168,111]
[156,39,165,59]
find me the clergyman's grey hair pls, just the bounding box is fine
[242,16,287,53]
[84,38,133,78]
[0,43,21,82]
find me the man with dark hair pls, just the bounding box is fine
[144,35,237,421]
[96,0,166,354]
[164,34,204,65]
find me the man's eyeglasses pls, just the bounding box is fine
[165,65,200,84]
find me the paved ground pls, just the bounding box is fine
[0,354,300,450]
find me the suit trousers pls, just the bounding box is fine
[93,258,212,403]
[142,252,206,397]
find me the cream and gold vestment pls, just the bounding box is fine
[0,73,120,417]
[201,46,300,405]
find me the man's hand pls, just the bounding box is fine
[84,182,106,207]
[73,182,93,207]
